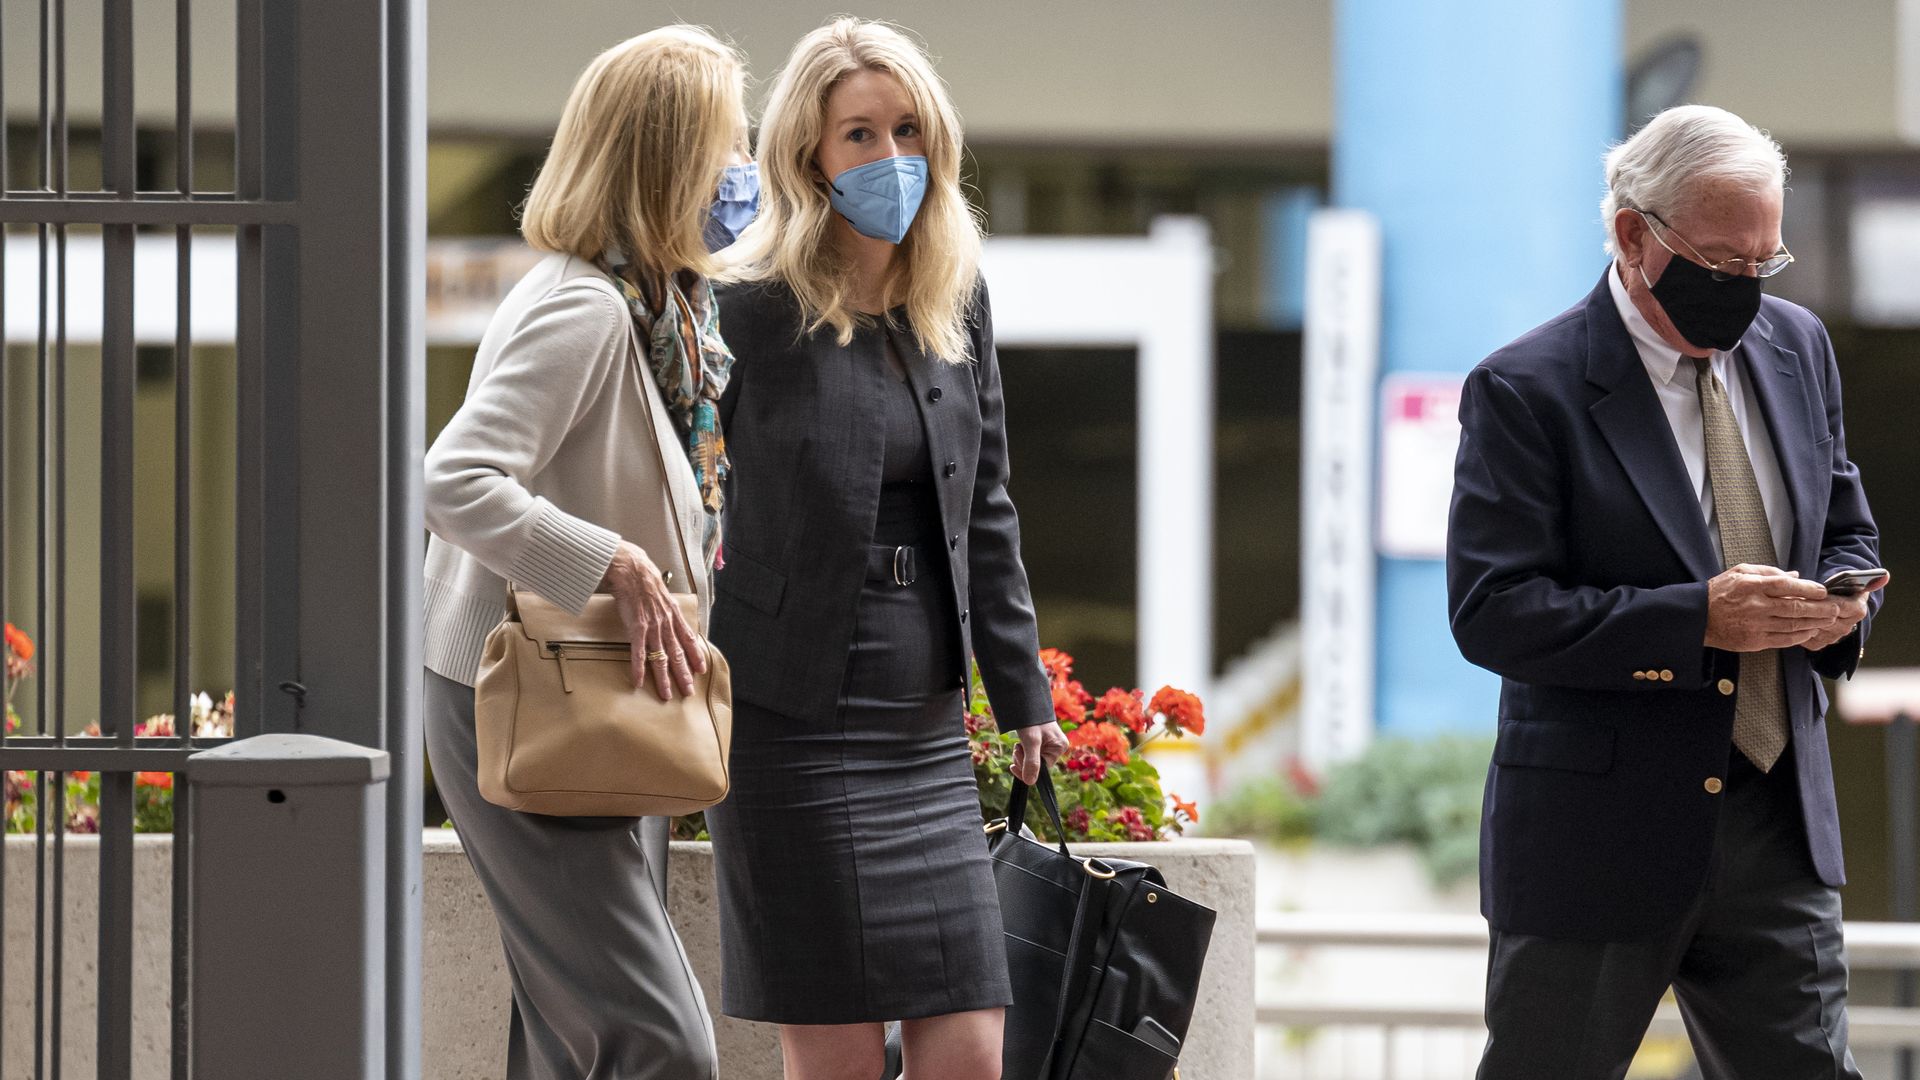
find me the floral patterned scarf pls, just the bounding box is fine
[599,256,733,565]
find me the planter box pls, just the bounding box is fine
[4,832,1255,1079]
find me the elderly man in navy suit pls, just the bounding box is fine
[1447,104,1888,1080]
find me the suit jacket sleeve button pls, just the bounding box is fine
[1659,669,1674,682]
[1704,777,1724,794]
[1717,678,1736,696]
[1633,671,1647,681]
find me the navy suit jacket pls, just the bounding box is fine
[1447,269,1882,942]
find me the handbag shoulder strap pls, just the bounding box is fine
[595,277,702,598]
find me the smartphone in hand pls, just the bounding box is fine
[1823,568,1889,597]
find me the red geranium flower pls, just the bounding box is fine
[970,733,1001,766]
[1065,806,1092,837]
[1038,648,1075,687]
[5,622,33,662]
[1062,747,1108,783]
[1108,806,1155,842]
[1169,793,1201,824]
[1149,686,1206,736]
[136,771,174,790]
[1092,688,1148,733]
[1067,720,1130,765]
[1051,683,1089,726]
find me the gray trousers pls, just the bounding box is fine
[1479,744,1861,1080]
[425,669,717,1080]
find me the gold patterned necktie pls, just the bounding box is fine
[1694,356,1789,772]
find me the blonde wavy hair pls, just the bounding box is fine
[522,26,746,281]
[726,18,983,363]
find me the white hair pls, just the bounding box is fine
[1600,104,1787,256]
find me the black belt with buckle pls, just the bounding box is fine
[865,543,929,586]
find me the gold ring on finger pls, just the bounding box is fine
[646,649,669,664]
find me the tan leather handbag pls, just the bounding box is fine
[471,311,733,817]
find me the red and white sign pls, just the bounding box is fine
[1376,374,1464,560]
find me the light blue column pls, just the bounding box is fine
[1334,0,1623,736]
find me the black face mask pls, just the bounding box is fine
[1643,254,1762,352]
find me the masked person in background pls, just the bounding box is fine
[1447,105,1886,1079]
[704,17,1068,1080]
[421,26,755,1080]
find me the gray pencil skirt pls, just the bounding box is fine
[424,668,718,1080]
[703,546,1014,1025]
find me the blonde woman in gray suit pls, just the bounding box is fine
[421,26,753,1080]
[708,18,1068,1080]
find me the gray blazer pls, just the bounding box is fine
[711,279,1053,730]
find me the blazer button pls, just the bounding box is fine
[1704,777,1723,794]
[928,387,943,403]
[1717,678,1735,696]
[1659,669,1673,682]
[944,460,957,478]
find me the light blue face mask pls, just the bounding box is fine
[703,161,761,252]
[826,155,928,245]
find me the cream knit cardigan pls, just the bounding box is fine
[423,253,710,687]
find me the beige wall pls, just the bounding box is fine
[1627,0,1903,147]
[0,1,1906,148]
[431,0,1333,144]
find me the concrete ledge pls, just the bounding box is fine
[426,834,1255,1080]
[3,833,1255,1078]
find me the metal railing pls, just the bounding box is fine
[0,2,423,1076]
[1256,912,1920,1076]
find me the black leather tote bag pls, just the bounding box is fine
[988,774,1217,1080]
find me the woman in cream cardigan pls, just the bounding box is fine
[421,26,750,1080]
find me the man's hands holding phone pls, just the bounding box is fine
[1704,563,1888,653]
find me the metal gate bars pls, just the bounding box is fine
[0,1,423,1076]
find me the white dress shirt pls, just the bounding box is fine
[1606,262,1794,569]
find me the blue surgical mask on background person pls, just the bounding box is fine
[704,161,760,252]
[826,155,928,245]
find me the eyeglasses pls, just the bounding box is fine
[1636,210,1795,281]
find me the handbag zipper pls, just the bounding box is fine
[547,642,629,694]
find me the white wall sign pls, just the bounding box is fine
[1299,209,1381,770]
[1376,373,1464,560]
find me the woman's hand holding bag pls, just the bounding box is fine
[600,539,706,699]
